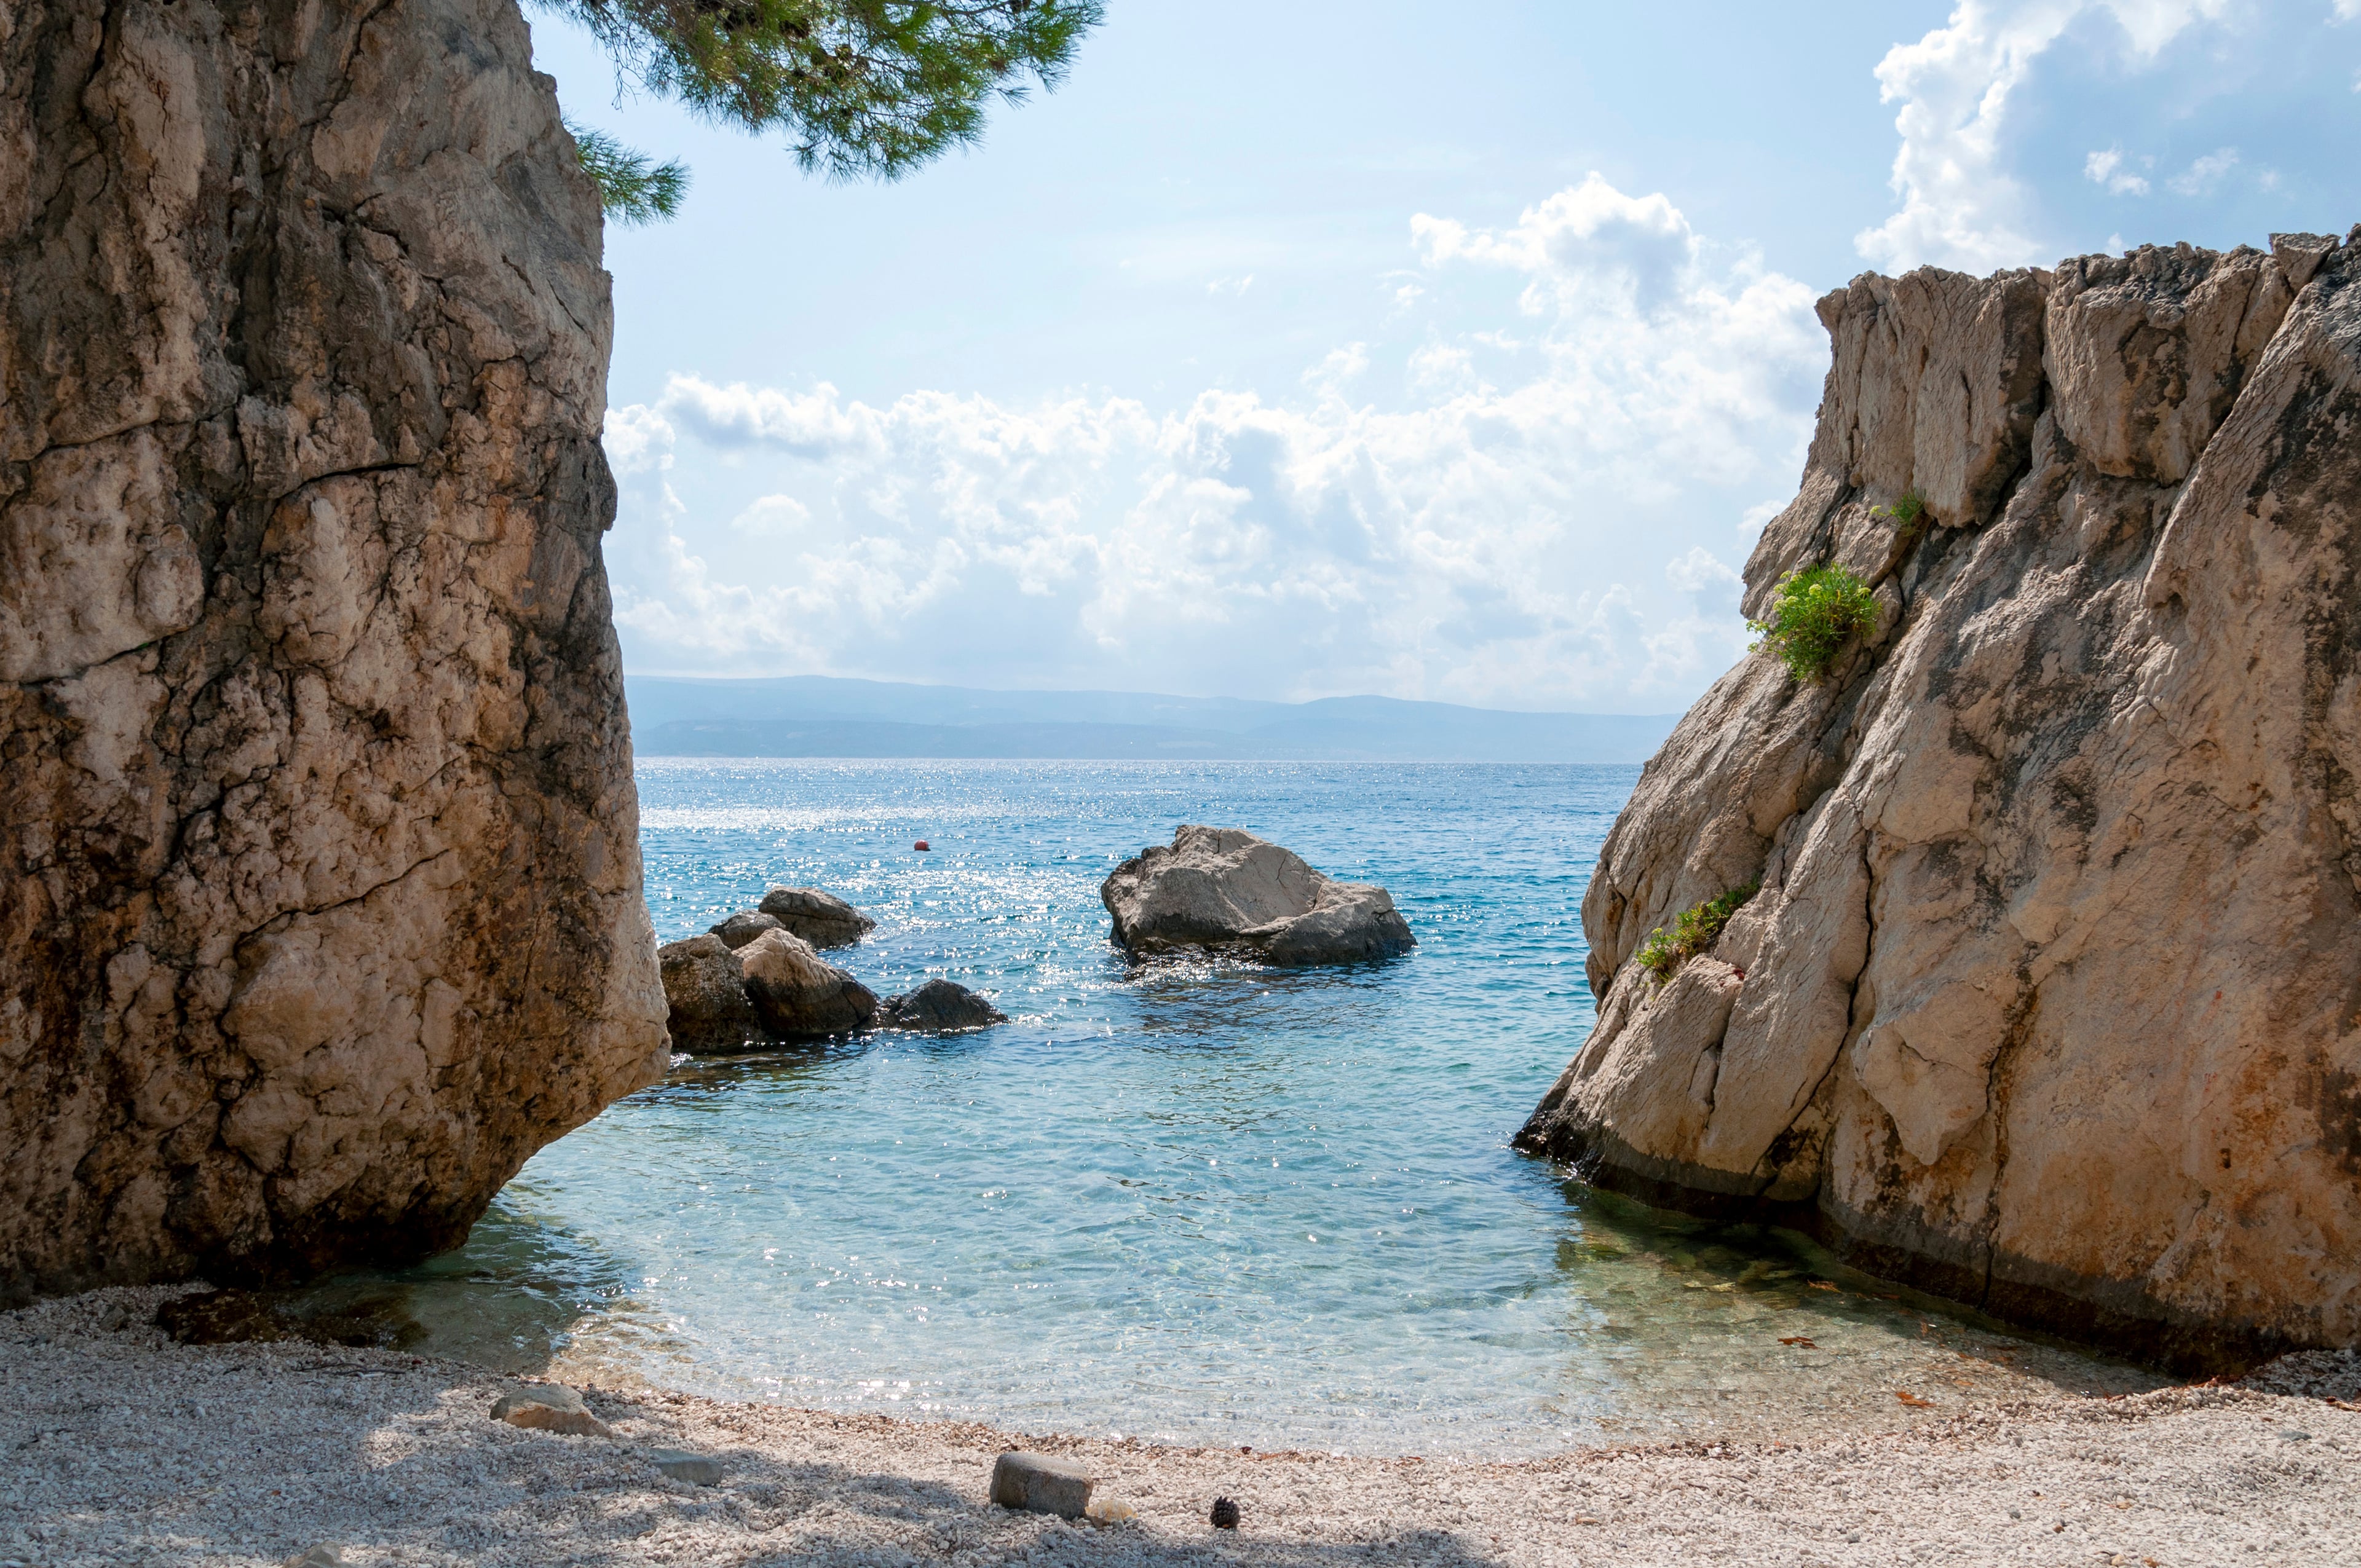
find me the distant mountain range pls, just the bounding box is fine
[627,676,1675,763]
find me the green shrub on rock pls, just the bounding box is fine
[1635,884,1758,981]
[1872,489,1927,532]
[1749,564,1877,684]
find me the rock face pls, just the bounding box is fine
[657,937,765,1055]
[877,979,1006,1033]
[737,929,878,1039]
[1521,237,2361,1367]
[1101,826,1415,966]
[757,887,874,948]
[0,0,669,1304]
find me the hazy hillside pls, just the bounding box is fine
[627,676,1676,763]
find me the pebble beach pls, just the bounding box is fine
[6,1286,2357,1568]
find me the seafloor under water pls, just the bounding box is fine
[290,760,2161,1454]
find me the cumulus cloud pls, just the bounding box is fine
[1414,174,1697,315]
[1856,0,2228,271]
[2084,147,2151,195]
[604,176,1821,709]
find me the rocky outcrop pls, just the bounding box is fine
[737,930,878,1039]
[877,979,1006,1033]
[0,0,668,1304]
[1520,236,2361,1368]
[708,910,786,950]
[1102,826,1415,966]
[757,887,874,948]
[657,936,765,1054]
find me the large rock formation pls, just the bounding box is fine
[0,0,669,1304]
[1521,236,2361,1369]
[1102,825,1415,966]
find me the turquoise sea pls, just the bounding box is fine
[336,761,2157,1454]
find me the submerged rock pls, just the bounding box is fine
[876,979,1007,1033]
[1519,237,2361,1368]
[658,937,767,1055]
[709,910,787,950]
[155,1288,425,1352]
[1101,826,1414,966]
[757,887,876,948]
[738,929,879,1038]
[0,0,668,1303]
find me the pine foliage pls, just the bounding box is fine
[568,121,691,224]
[542,0,1102,183]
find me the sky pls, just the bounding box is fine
[536,0,2361,714]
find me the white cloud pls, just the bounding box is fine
[1207,274,1254,297]
[1406,342,1477,397]
[730,494,813,537]
[2166,146,2240,195]
[1856,1,2227,272]
[604,176,1824,709]
[1414,173,1697,315]
[1300,342,1370,395]
[1665,546,1742,599]
[2083,147,2151,195]
[603,404,675,475]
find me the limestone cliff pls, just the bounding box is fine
[1521,236,2361,1368]
[0,0,670,1302]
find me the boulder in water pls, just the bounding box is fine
[1101,826,1414,966]
[708,910,787,950]
[738,929,879,1038]
[657,937,766,1055]
[877,979,1007,1033]
[757,887,877,948]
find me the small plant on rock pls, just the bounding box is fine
[1635,884,1759,982]
[1872,489,1932,557]
[1872,489,1927,532]
[1749,563,1877,684]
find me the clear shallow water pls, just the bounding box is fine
[310,760,2162,1453]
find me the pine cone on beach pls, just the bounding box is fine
[1209,1496,1241,1530]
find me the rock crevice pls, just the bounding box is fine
[1522,235,2361,1368]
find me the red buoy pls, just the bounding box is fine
[914,839,931,852]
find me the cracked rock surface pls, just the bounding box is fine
[1521,237,2361,1368]
[0,0,668,1303]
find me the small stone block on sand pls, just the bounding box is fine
[651,1448,722,1486]
[489,1384,612,1438]
[989,1451,1095,1519]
